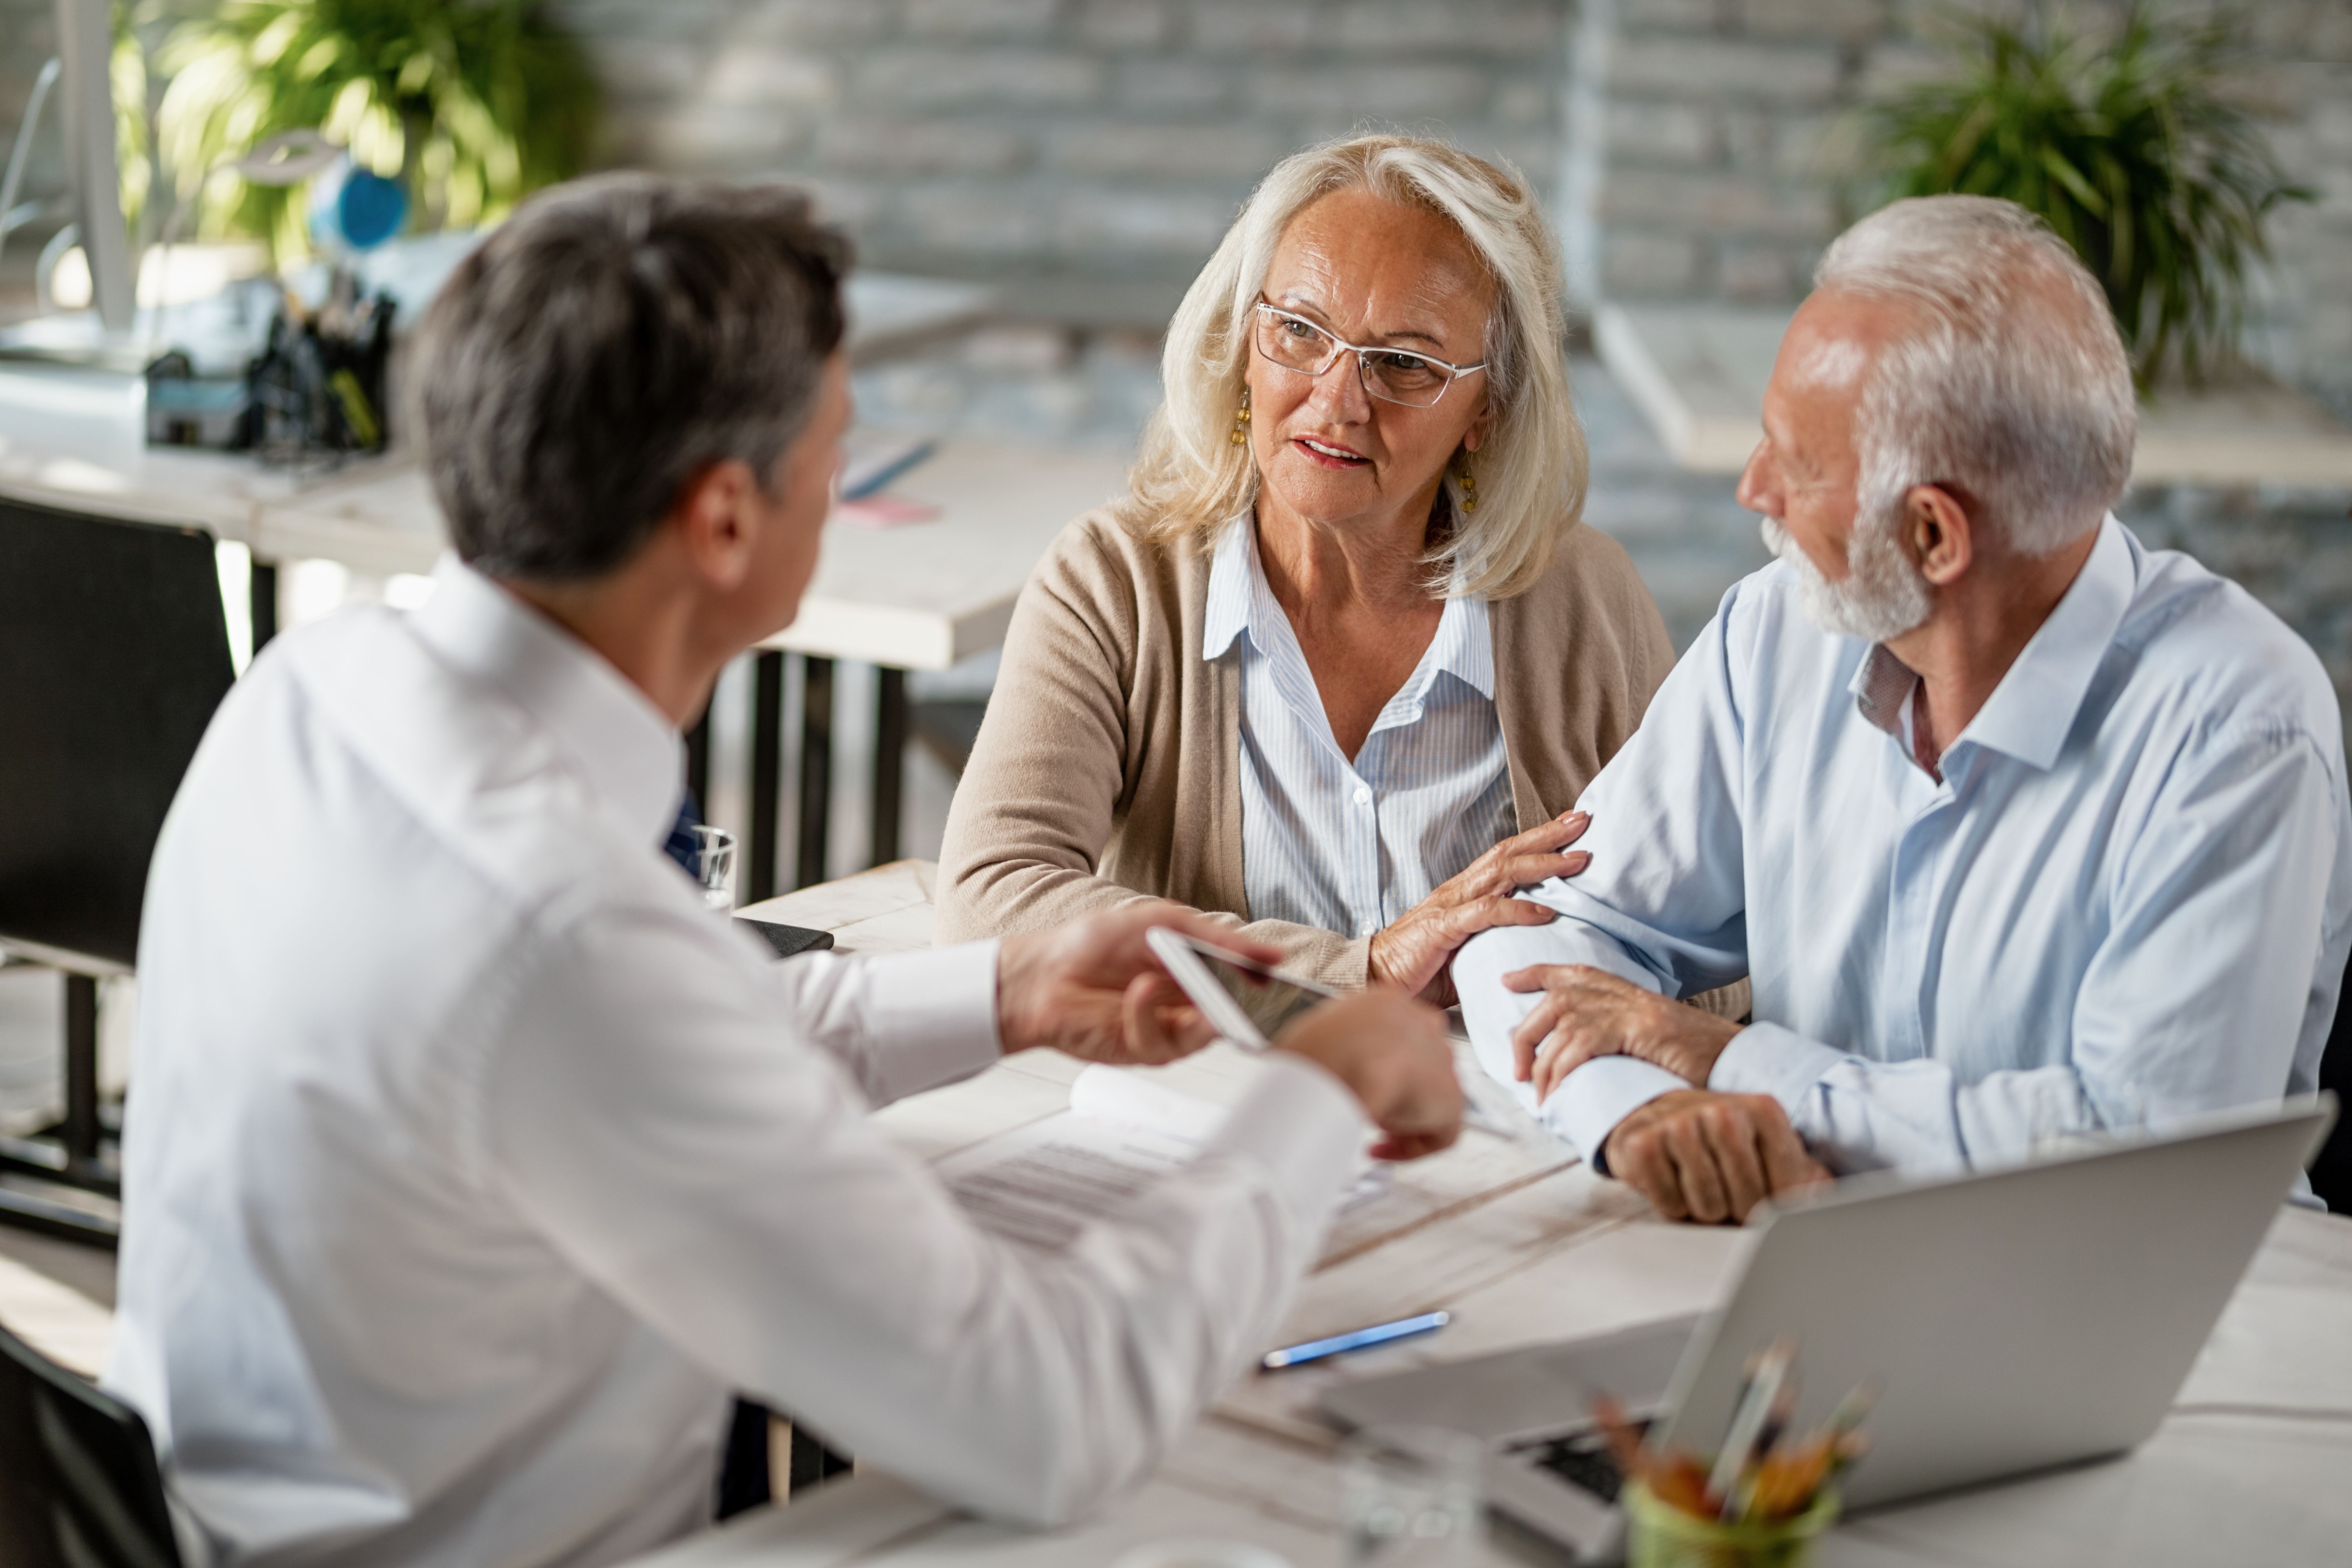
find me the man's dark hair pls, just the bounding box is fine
[412,172,850,582]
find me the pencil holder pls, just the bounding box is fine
[1622,1481,1838,1568]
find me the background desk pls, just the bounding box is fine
[0,434,1126,899]
[710,865,2352,1568]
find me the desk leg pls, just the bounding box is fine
[749,652,784,904]
[62,975,99,1180]
[795,656,834,890]
[251,559,279,651]
[871,668,906,868]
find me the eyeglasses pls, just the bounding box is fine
[1250,303,1487,408]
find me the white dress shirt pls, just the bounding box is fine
[1457,518,2351,1183]
[1205,516,1515,940]
[105,558,1367,1568]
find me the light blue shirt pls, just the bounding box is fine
[1457,517,2352,1183]
[1205,516,1515,940]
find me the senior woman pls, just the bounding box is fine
[940,134,1688,1004]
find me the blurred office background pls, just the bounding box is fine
[1,0,2349,1152]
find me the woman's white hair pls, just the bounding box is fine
[1117,133,1586,599]
[1817,195,2136,557]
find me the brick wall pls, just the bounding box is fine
[1562,0,1864,306]
[0,1,62,312]
[0,0,64,203]
[1568,0,2352,412]
[560,0,1572,300]
[2239,11,2352,419]
[4,1,2340,396]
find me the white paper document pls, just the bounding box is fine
[937,1065,1387,1250]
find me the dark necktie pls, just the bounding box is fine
[664,793,775,1518]
[662,792,702,878]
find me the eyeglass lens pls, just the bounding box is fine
[1254,310,1454,407]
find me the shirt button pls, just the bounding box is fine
[1352,785,1372,807]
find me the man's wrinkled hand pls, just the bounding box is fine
[1506,964,1742,1098]
[1601,1090,1831,1224]
[996,904,1279,1066]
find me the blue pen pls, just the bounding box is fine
[840,439,938,501]
[1260,1310,1450,1370]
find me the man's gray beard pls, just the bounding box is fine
[1759,511,1931,643]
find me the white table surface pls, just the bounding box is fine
[1597,302,2352,486]
[705,863,2352,1568]
[0,1249,113,1379]
[762,439,1130,670]
[0,436,1127,671]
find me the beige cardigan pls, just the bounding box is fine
[938,508,1685,991]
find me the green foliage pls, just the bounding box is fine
[1862,5,2311,388]
[150,0,599,261]
[113,7,152,236]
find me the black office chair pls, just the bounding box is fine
[2312,944,2352,1212]
[0,497,237,1245]
[0,1318,183,1568]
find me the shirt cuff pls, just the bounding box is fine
[1707,1022,1845,1123]
[1548,1056,1687,1172]
[1211,1053,1368,1237]
[853,940,1004,1102]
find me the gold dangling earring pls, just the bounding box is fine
[1455,450,1479,514]
[1230,384,1251,447]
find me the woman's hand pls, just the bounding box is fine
[1366,809,1591,1005]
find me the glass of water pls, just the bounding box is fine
[1338,1424,1485,1566]
[692,825,737,911]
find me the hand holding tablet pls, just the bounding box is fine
[1146,928,1462,1161]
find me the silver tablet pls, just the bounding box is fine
[1145,927,1336,1050]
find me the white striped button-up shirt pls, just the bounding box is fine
[1205,516,1515,941]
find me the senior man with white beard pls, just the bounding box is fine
[1453,194,2352,1223]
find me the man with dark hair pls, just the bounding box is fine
[103,174,1462,1568]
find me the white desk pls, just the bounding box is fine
[706,865,2352,1568]
[0,1249,112,1380]
[0,435,1125,654]
[1597,303,2352,486]
[736,439,1129,893]
[0,427,1127,897]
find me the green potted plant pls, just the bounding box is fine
[149,0,600,261]
[1860,4,2311,389]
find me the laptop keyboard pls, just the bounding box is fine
[1517,1424,1648,1504]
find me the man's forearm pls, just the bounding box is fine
[1711,1025,2112,1176]
[1454,920,1688,1164]
[767,941,1002,1107]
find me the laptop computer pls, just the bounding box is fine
[1321,1097,2335,1561]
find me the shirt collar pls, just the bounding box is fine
[1200,514,1494,700]
[1202,516,1254,662]
[409,555,684,849]
[1424,591,1494,700]
[1953,514,2134,770]
[1845,514,2134,773]
[1849,641,1919,740]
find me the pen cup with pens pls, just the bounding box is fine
[1622,1481,1837,1568]
[1602,1343,1871,1568]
